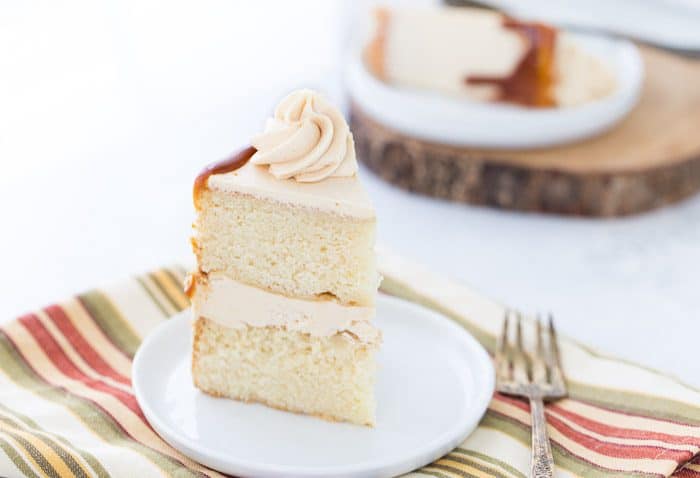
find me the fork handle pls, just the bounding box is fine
[529,397,554,478]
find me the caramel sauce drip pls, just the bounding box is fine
[193,146,257,208]
[364,7,390,79]
[466,19,557,107]
[184,273,196,300]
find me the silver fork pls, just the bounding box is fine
[495,311,567,478]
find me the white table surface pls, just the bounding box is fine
[1,0,699,387]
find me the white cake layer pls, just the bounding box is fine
[192,317,377,426]
[194,186,378,306]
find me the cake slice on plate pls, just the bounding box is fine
[365,6,616,107]
[188,89,381,426]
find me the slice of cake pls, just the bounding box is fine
[188,89,381,426]
[365,6,616,107]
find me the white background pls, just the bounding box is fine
[1,0,699,386]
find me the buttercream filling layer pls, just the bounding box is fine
[192,274,380,345]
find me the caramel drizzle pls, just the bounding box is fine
[193,146,257,208]
[466,19,557,107]
[364,7,390,80]
[184,273,196,299]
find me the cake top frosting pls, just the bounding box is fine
[250,89,359,182]
[207,162,374,218]
[194,89,374,218]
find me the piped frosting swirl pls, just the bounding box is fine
[250,89,358,182]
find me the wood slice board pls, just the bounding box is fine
[350,46,700,217]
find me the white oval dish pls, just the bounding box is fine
[133,295,495,478]
[346,32,643,150]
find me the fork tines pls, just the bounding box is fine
[495,311,567,399]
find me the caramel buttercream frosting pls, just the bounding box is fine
[251,89,358,182]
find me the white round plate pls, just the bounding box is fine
[133,295,494,478]
[346,32,643,149]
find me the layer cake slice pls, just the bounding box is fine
[365,6,616,107]
[188,89,381,426]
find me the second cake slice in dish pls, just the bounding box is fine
[188,89,381,426]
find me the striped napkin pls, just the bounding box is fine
[0,252,698,478]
